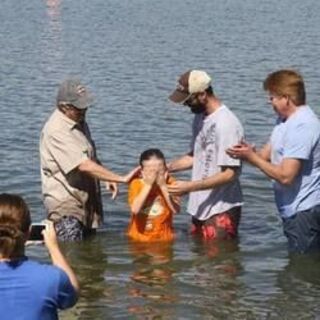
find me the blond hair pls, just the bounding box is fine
[263,69,306,106]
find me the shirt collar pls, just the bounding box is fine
[54,109,79,130]
[203,104,226,122]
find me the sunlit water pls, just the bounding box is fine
[1,0,320,318]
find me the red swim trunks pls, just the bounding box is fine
[191,206,241,240]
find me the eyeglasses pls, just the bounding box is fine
[183,93,198,106]
[268,94,282,102]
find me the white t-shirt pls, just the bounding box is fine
[188,105,244,220]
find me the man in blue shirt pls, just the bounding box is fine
[227,69,320,253]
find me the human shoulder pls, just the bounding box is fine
[42,109,74,136]
[23,259,64,276]
[41,264,78,309]
[29,262,77,303]
[286,106,320,137]
[11,259,65,285]
[278,106,320,159]
[129,177,143,186]
[217,105,241,122]
[2,258,77,311]
[289,106,320,126]
[129,178,144,192]
[213,105,243,134]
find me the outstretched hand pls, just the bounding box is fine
[167,180,194,195]
[105,182,118,200]
[123,166,141,183]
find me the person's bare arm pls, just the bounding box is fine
[156,170,180,214]
[167,152,193,173]
[226,142,301,185]
[104,181,119,200]
[249,155,301,185]
[78,159,139,183]
[130,168,157,215]
[257,143,271,161]
[43,222,80,294]
[168,166,239,195]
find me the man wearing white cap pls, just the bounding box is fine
[168,70,244,240]
[40,78,136,241]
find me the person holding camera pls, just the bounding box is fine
[0,193,79,320]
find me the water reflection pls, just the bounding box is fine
[127,241,176,318]
[59,235,109,320]
[40,0,63,80]
[129,241,174,286]
[267,254,320,319]
[190,234,240,259]
[174,238,245,319]
[46,0,61,19]
[49,230,320,319]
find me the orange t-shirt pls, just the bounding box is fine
[127,177,175,242]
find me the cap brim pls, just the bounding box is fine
[169,90,190,104]
[74,93,94,109]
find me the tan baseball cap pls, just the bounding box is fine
[169,70,212,103]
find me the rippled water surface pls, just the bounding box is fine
[1,0,320,319]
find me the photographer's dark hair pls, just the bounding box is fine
[0,194,31,259]
[139,148,166,167]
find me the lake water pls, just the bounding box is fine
[1,0,320,319]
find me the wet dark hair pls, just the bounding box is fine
[139,148,166,167]
[0,194,31,259]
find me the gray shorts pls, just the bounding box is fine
[53,216,95,242]
[282,205,320,254]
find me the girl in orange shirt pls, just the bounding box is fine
[127,149,180,242]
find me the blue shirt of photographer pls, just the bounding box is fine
[0,258,77,320]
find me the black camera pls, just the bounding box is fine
[29,223,47,241]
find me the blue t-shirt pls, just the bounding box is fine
[270,105,320,218]
[0,258,77,320]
